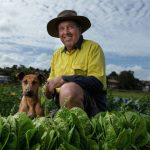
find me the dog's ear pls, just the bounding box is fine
[37,74,45,85]
[16,72,25,80]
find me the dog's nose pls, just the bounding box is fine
[25,89,33,97]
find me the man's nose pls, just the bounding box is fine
[63,27,70,34]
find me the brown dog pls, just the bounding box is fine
[17,72,44,118]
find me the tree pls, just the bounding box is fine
[118,70,137,90]
[107,71,119,80]
[0,65,49,83]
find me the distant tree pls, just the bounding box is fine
[118,70,137,90]
[107,71,119,80]
[0,65,49,83]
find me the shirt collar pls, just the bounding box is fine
[62,35,84,52]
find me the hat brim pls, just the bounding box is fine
[47,16,91,38]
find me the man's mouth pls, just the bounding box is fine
[64,36,72,42]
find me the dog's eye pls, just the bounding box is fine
[23,80,28,84]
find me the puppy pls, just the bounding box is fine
[17,72,44,118]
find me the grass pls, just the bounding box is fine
[0,83,21,116]
[110,88,150,99]
[1,83,150,116]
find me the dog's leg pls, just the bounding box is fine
[27,105,36,118]
[35,102,44,116]
[19,99,28,112]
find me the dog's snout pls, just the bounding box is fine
[25,89,33,97]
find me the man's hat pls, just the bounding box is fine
[47,10,91,38]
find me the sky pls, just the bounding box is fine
[0,0,150,81]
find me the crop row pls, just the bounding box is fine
[0,107,150,150]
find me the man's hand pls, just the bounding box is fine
[45,76,65,99]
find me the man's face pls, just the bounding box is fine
[58,20,81,51]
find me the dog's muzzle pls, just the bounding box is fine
[24,89,34,97]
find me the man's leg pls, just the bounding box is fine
[59,82,84,109]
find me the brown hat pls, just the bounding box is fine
[47,10,91,38]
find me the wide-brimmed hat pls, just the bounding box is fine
[47,10,91,38]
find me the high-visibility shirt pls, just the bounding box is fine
[49,39,107,90]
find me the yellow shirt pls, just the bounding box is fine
[49,39,107,90]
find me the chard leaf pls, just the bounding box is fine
[25,128,37,150]
[116,128,132,149]
[44,129,56,150]
[91,113,104,142]
[70,107,92,136]
[13,112,34,149]
[40,130,53,150]
[80,135,99,150]
[54,118,69,140]
[70,128,80,148]
[0,117,2,136]
[143,114,150,133]
[30,143,41,150]
[63,141,79,150]
[71,113,85,137]
[7,115,17,133]
[32,117,54,149]
[0,122,10,150]
[3,132,17,150]
[67,125,75,143]
[136,130,149,148]
[108,111,126,135]
[103,112,117,138]
[54,107,74,140]
[87,138,99,150]
[54,107,74,126]
[124,111,148,146]
[48,133,58,150]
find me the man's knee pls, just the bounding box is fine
[59,82,84,108]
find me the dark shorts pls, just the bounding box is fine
[83,90,107,117]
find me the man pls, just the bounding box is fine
[45,10,107,117]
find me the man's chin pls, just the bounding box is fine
[64,43,74,50]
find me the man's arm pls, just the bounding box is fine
[62,75,103,94]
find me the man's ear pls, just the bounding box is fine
[16,72,25,81]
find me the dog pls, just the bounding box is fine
[16,72,44,118]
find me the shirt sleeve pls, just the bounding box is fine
[87,43,106,90]
[62,75,103,94]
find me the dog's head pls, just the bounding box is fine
[16,72,44,97]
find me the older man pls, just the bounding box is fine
[45,10,107,117]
